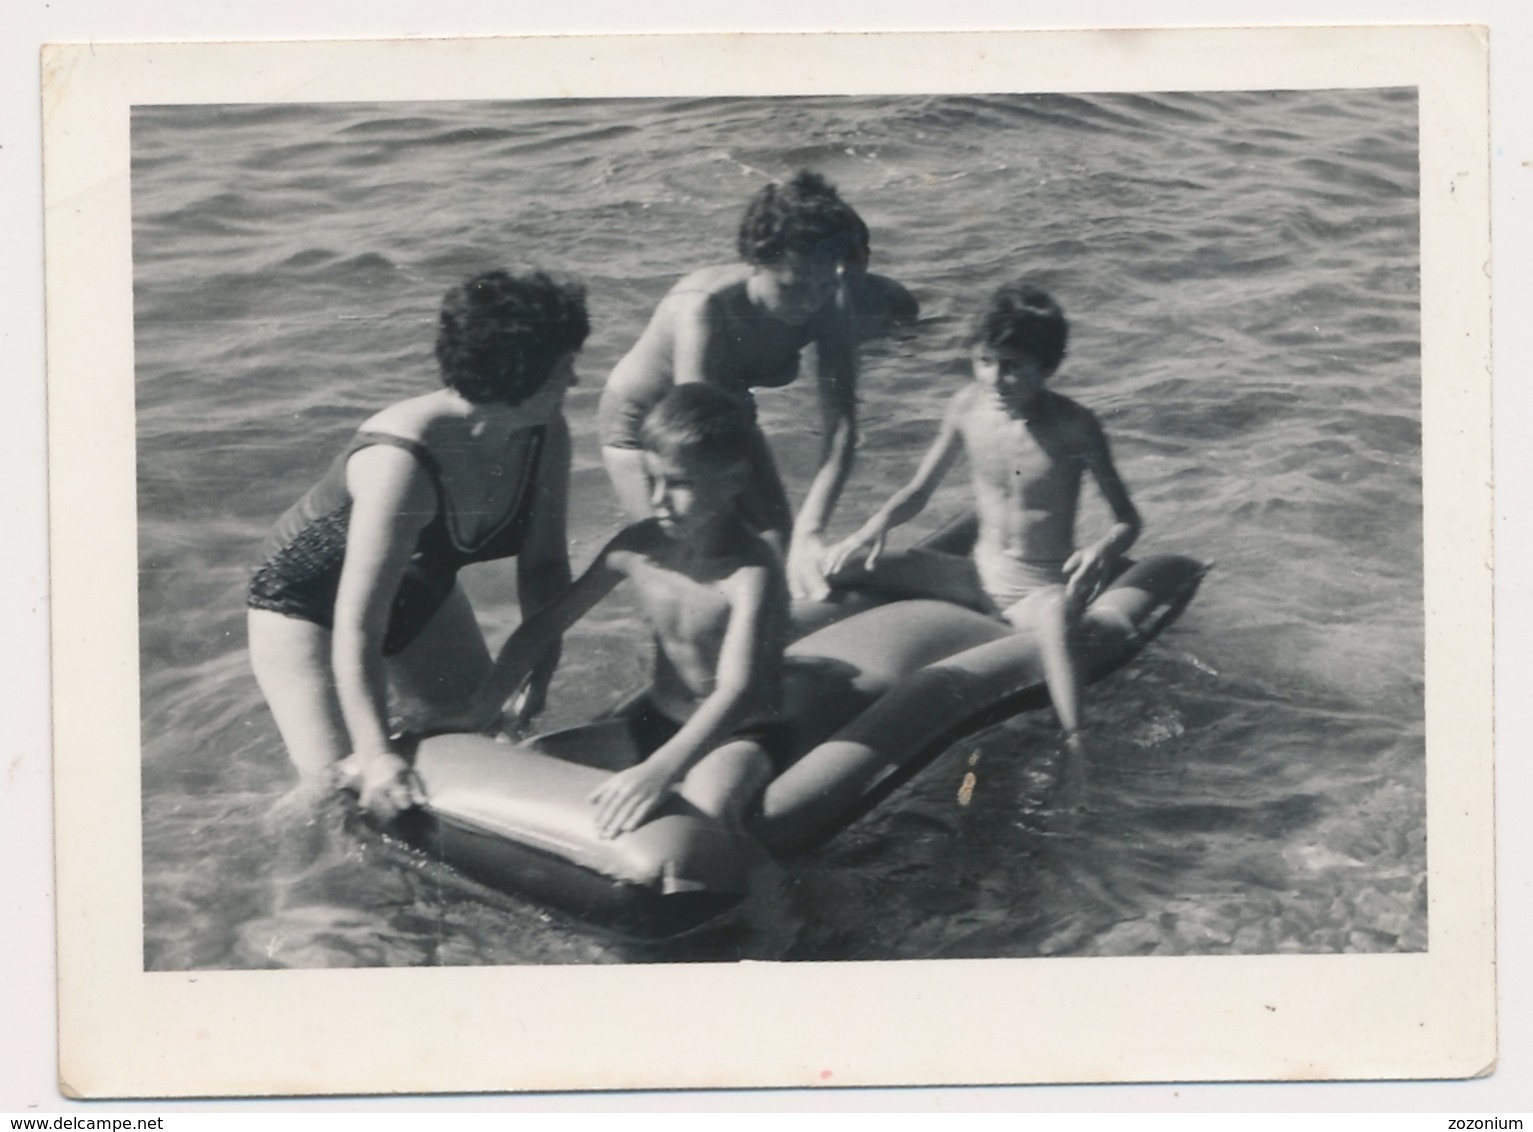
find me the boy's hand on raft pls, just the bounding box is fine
[589,761,679,839]
[786,532,834,601]
[822,525,887,580]
[1063,544,1113,606]
[336,750,426,822]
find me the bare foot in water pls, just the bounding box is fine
[1054,730,1089,815]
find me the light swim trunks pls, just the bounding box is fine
[972,545,1069,611]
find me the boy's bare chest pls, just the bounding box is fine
[964,413,1082,493]
[624,556,736,644]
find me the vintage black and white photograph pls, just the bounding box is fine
[133,84,1424,968]
[44,27,1493,1095]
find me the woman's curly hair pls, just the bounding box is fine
[434,270,590,404]
[736,170,871,271]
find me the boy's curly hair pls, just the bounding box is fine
[969,282,1069,375]
[736,170,871,271]
[640,383,756,471]
[434,270,590,405]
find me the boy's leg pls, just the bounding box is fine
[830,547,996,613]
[1004,586,1089,804]
[1001,585,1085,734]
[247,609,351,784]
[677,739,774,830]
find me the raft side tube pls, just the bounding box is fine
[781,600,1010,755]
[407,733,761,934]
[758,554,1210,852]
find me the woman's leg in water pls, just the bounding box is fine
[247,608,350,787]
[384,583,494,730]
[250,583,491,785]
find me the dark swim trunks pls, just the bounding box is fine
[619,695,795,772]
[247,427,546,656]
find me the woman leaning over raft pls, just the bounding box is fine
[598,170,917,600]
[247,270,589,818]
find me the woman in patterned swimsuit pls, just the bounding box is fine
[597,170,917,602]
[247,270,588,818]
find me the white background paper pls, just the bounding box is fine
[7,0,1531,1115]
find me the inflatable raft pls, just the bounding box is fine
[390,520,1207,937]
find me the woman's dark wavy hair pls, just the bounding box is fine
[736,170,871,271]
[968,282,1069,375]
[434,270,590,405]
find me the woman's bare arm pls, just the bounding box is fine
[599,288,714,522]
[332,443,438,814]
[823,393,965,577]
[787,306,860,598]
[510,414,575,726]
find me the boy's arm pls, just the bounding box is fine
[435,530,627,735]
[589,562,778,838]
[823,395,965,578]
[1064,410,1142,601]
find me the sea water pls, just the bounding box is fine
[132,89,1424,968]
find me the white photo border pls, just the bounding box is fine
[44,26,1493,1097]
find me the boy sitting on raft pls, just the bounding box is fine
[453,382,791,838]
[822,282,1141,793]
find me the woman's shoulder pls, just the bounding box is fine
[663,263,751,307]
[358,389,459,441]
[675,262,751,289]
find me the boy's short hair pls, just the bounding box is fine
[969,282,1069,375]
[435,269,590,404]
[736,170,871,272]
[640,383,756,470]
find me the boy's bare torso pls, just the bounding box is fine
[955,383,1098,565]
[608,520,788,724]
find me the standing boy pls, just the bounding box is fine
[823,282,1141,791]
[450,382,791,838]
